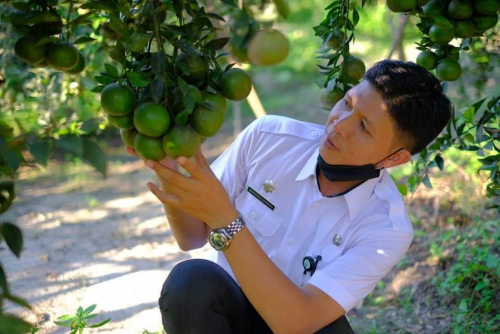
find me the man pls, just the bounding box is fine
[129,60,452,333]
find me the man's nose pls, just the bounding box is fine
[332,111,353,138]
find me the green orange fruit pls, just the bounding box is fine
[133,102,171,137]
[65,51,86,74]
[422,0,445,16]
[120,128,138,147]
[14,35,48,65]
[472,14,498,31]
[327,30,345,50]
[221,68,252,101]
[229,40,250,63]
[100,83,137,116]
[320,87,345,110]
[417,50,438,70]
[108,113,135,130]
[190,104,225,138]
[162,126,201,159]
[447,0,473,19]
[247,29,290,66]
[454,19,475,37]
[474,0,500,15]
[176,53,207,84]
[436,59,462,81]
[46,42,79,70]
[429,24,455,44]
[134,133,166,160]
[343,55,366,83]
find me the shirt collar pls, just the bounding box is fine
[295,145,384,221]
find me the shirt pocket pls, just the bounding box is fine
[235,189,282,237]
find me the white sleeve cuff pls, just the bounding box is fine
[307,270,358,313]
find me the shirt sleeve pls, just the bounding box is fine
[209,116,265,203]
[307,229,413,313]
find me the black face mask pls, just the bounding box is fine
[317,148,405,182]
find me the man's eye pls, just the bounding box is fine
[360,121,366,131]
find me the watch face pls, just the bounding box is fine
[209,232,229,251]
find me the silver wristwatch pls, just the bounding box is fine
[208,215,246,251]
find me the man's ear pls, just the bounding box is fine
[378,148,412,169]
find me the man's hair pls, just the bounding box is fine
[363,59,452,155]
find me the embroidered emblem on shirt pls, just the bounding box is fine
[247,186,275,211]
[263,180,275,193]
[333,234,342,246]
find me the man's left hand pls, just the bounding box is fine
[145,150,239,229]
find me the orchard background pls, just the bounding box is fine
[0,0,499,333]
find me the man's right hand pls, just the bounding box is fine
[125,146,179,187]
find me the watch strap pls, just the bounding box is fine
[223,215,246,237]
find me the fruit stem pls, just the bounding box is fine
[151,0,164,53]
[66,0,74,44]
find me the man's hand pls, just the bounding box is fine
[143,149,239,229]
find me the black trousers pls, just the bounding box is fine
[158,259,354,334]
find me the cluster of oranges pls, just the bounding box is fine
[10,9,86,74]
[388,0,499,81]
[101,64,252,160]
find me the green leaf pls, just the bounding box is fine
[83,304,97,317]
[71,12,94,28]
[434,154,444,171]
[205,37,229,51]
[0,180,15,215]
[459,299,467,312]
[0,313,32,334]
[352,9,360,26]
[54,135,84,156]
[4,293,31,309]
[27,139,51,167]
[150,80,165,104]
[1,222,23,257]
[77,306,83,317]
[422,174,432,189]
[95,76,116,85]
[126,72,152,88]
[272,0,290,19]
[91,85,105,93]
[151,52,167,78]
[34,36,60,47]
[205,12,226,22]
[104,63,120,79]
[125,33,150,53]
[0,263,8,293]
[74,37,96,44]
[396,184,408,196]
[220,0,238,7]
[117,0,132,17]
[80,0,119,13]
[88,318,111,328]
[175,110,190,126]
[82,138,107,177]
[177,77,189,95]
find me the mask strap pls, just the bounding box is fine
[374,147,405,168]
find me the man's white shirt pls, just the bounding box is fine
[208,115,414,313]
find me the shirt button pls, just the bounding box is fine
[287,239,296,246]
[310,130,319,137]
[250,212,257,219]
[313,203,320,209]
